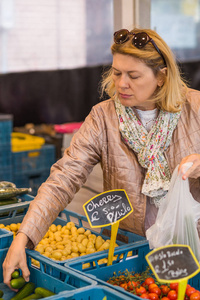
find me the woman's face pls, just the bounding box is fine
[112,53,161,110]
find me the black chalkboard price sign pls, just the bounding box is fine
[83,189,133,228]
[146,245,200,281]
[146,245,200,300]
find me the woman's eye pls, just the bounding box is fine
[113,73,121,76]
[130,76,139,79]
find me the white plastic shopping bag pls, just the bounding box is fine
[146,162,200,261]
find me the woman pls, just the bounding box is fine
[3,28,200,287]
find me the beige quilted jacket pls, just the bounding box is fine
[20,89,200,249]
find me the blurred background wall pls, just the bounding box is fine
[0,0,199,127]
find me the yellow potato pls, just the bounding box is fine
[36,244,45,254]
[43,252,51,258]
[86,248,96,255]
[66,255,73,259]
[66,222,75,229]
[60,256,67,261]
[0,224,5,229]
[76,234,85,243]
[71,226,77,235]
[80,252,86,256]
[56,244,65,250]
[55,235,62,242]
[51,251,62,260]
[17,223,21,230]
[82,238,89,247]
[71,245,78,253]
[45,246,53,253]
[78,243,86,253]
[87,241,95,248]
[49,224,57,232]
[83,263,90,269]
[62,249,71,256]
[71,252,79,258]
[56,225,62,231]
[77,227,85,234]
[84,229,91,236]
[95,236,104,250]
[10,223,18,232]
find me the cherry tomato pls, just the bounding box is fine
[170,283,179,291]
[186,288,197,297]
[127,280,138,290]
[168,290,177,300]
[161,285,170,295]
[148,292,159,300]
[161,297,170,300]
[120,283,128,290]
[190,292,200,300]
[149,284,158,292]
[150,287,161,296]
[136,286,147,295]
[141,293,150,299]
[144,278,155,286]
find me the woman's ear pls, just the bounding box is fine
[158,67,167,87]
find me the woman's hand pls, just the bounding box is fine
[178,154,200,180]
[3,232,30,290]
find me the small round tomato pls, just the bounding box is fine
[127,280,138,290]
[120,283,128,290]
[148,293,159,300]
[161,285,170,295]
[141,293,150,299]
[150,287,161,296]
[190,292,200,300]
[170,283,179,291]
[186,288,196,297]
[136,286,147,295]
[149,283,158,292]
[161,297,170,300]
[167,290,177,300]
[145,277,155,286]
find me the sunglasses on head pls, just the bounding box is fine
[114,29,166,67]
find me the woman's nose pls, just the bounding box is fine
[118,75,129,88]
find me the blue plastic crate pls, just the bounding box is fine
[0,228,13,249]
[49,285,134,300]
[0,248,96,300]
[12,144,56,175]
[12,170,50,195]
[0,203,145,274]
[0,145,12,181]
[65,241,200,298]
[0,194,34,220]
[0,114,13,145]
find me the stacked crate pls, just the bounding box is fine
[12,144,56,195]
[0,114,13,181]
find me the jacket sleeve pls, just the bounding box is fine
[18,106,104,248]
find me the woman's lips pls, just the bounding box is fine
[119,93,132,99]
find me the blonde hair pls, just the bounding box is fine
[101,28,188,112]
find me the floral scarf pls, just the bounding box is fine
[115,98,181,199]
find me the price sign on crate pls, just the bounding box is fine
[83,189,133,266]
[146,245,200,300]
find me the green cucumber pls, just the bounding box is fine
[35,287,55,298]
[11,270,20,279]
[22,294,41,300]
[10,277,26,289]
[0,290,4,298]
[11,282,35,300]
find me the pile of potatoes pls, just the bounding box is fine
[0,221,119,264]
